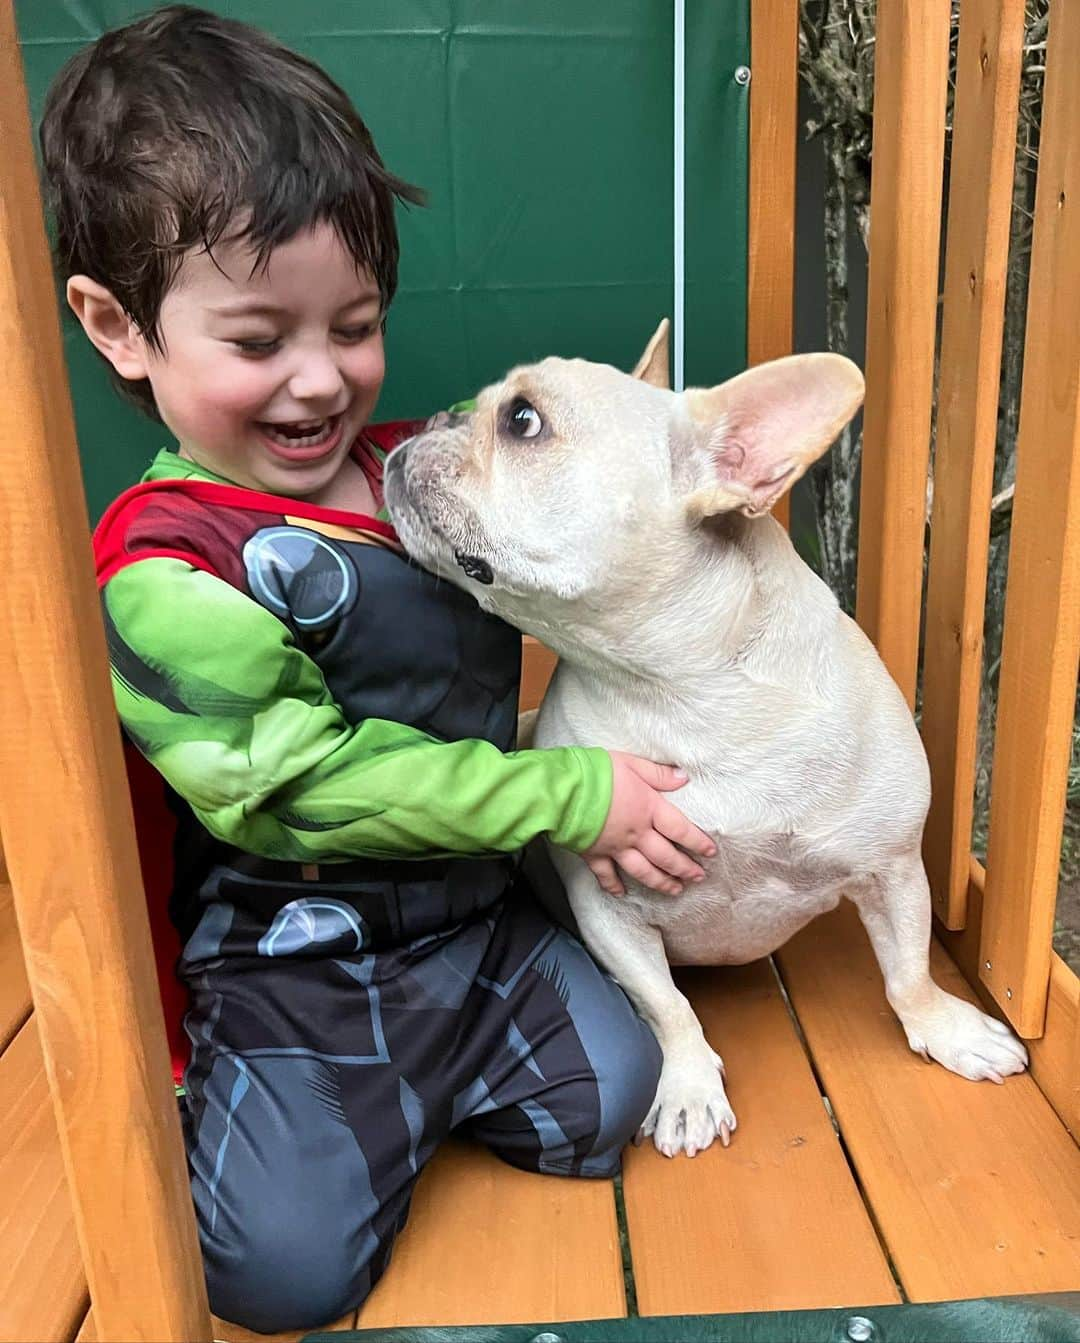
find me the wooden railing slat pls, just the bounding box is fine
[0,1017,87,1343]
[0,882,32,1054]
[855,1,951,706]
[980,0,1080,1036]
[0,8,211,1338]
[921,0,1026,929]
[748,0,799,532]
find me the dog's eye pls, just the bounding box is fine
[505,397,543,439]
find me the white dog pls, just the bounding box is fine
[384,324,1028,1157]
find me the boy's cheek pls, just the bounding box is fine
[197,360,277,416]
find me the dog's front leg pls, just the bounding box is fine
[852,850,1028,1081]
[548,845,736,1157]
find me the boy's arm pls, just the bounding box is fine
[104,557,612,862]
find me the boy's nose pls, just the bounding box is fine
[288,350,346,404]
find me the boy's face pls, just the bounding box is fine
[81,222,386,499]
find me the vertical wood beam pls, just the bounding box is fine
[855,1,951,707]
[980,0,1080,1036]
[0,6,211,1337]
[748,0,799,531]
[921,0,1025,928]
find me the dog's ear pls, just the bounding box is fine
[680,354,864,521]
[631,319,671,389]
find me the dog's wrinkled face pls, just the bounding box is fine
[385,356,676,605]
[383,325,864,615]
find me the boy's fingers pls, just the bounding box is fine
[639,833,706,883]
[625,757,689,792]
[586,855,625,896]
[618,849,683,897]
[656,802,717,858]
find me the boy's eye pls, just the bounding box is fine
[335,324,377,343]
[232,338,281,356]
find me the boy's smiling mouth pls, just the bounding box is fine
[257,413,345,460]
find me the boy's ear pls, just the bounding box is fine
[66,276,151,383]
[680,354,864,521]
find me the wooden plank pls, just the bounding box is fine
[1071,987,1080,1140]
[0,881,31,1052]
[938,859,1080,1142]
[519,635,557,713]
[778,901,1080,1300]
[921,0,1026,929]
[78,1311,357,1343]
[0,1017,87,1343]
[748,0,799,532]
[358,1141,627,1328]
[854,2,950,707]
[622,963,898,1317]
[979,0,1080,1036]
[0,11,211,1340]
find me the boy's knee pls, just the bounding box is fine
[204,1216,381,1334]
[591,1016,662,1159]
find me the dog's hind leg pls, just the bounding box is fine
[549,846,737,1157]
[850,851,1028,1082]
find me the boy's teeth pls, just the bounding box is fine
[263,417,335,448]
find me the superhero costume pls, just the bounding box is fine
[92,427,661,1333]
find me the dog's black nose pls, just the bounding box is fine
[454,552,494,585]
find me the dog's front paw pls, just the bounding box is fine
[639,1045,736,1157]
[905,992,1028,1083]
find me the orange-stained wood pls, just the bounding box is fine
[0,1017,87,1343]
[855,3,950,706]
[520,635,558,713]
[778,902,1080,1299]
[921,0,1026,930]
[79,1310,358,1343]
[0,882,31,1052]
[623,963,897,1316]
[938,859,1080,1143]
[979,0,1080,1036]
[358,1141,626,1328]
[749,0,799,534]
[0,9,211,1339]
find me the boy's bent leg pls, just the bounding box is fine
[184,1049,418,1334]
[459,907,662,1178]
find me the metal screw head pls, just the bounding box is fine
[530,1335,564,1343]
[1006,988,1013,999]
[846,1317,877,1342]
[985,959,992,970]
[734,65,752,85]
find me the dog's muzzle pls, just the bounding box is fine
[454,552,494,585]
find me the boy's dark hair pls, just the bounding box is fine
[40,4,424,419]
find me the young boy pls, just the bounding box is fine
[42,6,714,1332]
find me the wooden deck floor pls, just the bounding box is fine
[5,880,1080,1342]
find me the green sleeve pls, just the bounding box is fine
[103,558,611,863]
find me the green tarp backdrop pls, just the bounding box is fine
[17,1,749,524]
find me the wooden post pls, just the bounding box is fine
[980,0,1080,1038]
[0,6,212,1339]
[855,1,950,707]
[920,0,1025,929]
[748,0,799,532]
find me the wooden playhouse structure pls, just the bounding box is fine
[1,0,1079,1339]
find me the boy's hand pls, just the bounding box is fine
[582,752,717,897]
